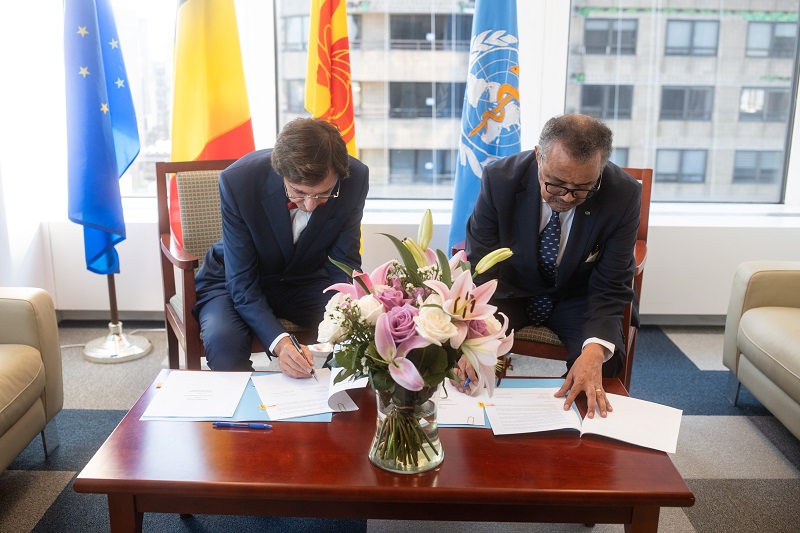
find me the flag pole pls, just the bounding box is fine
[82,274,152,363]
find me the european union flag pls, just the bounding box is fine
[64,0,139,274]
[448,0,520,251]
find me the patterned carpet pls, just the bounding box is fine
[0,323,798,532]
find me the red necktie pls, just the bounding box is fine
[287,201,298,210]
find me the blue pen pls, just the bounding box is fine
[463,377,471,388]
[212,422,272,429]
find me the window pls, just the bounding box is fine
[665,20,719,56]
[656,150,707,183]
[580,85,633,119]
[389,82,465,119]
[283,15,309,51]
[389,149,457,184]
[584,19,637,55]
[660,87,714,120]
[390,14,472,50]
[733,151,783,183]
[610,147,629,168]
[740,87,791,121]
[746,22,797,58]
[286,80,305,113]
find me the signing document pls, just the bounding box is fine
[141,371,251,419]
[435,379,489,426]
[251,367,368,421]
[484,388,682,453]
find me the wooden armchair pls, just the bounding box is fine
[455,168,652,391]
[155,160,315,370]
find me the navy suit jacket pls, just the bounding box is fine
[195,149,369,348]
[466,150,640,348]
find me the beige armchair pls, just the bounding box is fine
[723,261,800,440]
[0,287,63,471]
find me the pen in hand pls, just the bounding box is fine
[289,334,317,381]
[212,422,272,429]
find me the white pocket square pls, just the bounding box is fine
[585,250,600,262]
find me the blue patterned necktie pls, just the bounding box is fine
[527,210,561,325]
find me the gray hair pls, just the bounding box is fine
[538,114,613,166]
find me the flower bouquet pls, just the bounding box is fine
[318,210,514,473]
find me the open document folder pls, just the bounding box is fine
[251,367,368,421]
[483,388,683,454]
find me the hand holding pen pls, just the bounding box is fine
[276,334,318,380]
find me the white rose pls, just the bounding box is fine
[414,304,458,345]
[317,316,347,344]
[421,292,443,307]
[325,292,347,313]
[357,294,385,326]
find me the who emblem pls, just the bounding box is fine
[459,29,521,178]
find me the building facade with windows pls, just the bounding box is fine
[566,0,799,203]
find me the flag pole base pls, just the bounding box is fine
[82,321,152,363]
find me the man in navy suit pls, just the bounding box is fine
[461,114,640,417]
[194,118,369,376]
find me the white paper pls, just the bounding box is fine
[580,393,683,454]
[482,388,683,453]
[435,380,489,426]
[251,367,368,421]
[484,388,582,435]
[141,371,251,418]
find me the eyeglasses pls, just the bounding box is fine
[284,178,340,201]
[541,176,602,200]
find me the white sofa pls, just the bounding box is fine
[723,261,800,440]
[0,287,63,471]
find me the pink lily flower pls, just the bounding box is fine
[424,269,498,348]
[460,313,514,396]
[375,313,430,390]
[324,260,395,299]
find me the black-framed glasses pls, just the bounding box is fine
[541,174,602,200]
[284,178,340,201]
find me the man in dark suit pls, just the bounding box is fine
[462,114,640,417]
[194,118,369,376]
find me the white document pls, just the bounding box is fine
[251,367,368,421]
[484,388,682,453]
[435,380,490,426]
[141,371,251,418]
[581,393,683,454]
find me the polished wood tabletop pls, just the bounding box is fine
[74,370,694,532]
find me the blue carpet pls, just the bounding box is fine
[629,326,770,416]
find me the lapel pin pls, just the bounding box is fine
[584,210,591,215]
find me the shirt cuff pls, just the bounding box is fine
[269,333,290,357]
[582,337,615,363]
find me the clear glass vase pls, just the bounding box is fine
[368,386,444,474]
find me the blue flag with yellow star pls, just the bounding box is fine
[64,0,139,274]
[448,0,520,251]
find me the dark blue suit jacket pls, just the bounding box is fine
[194,149,369,349]
[466,150,640,349]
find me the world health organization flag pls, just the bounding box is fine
[448,0,520,250]
[64,0,139,274]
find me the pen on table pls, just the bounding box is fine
[463,376,471,388]
[289,333,318,381]
[212,422,272,429]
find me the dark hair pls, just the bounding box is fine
[538,114,613,166]
[271,118,350,186]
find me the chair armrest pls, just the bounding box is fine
[723,261,800,372]
[634,240,646,276]
[160,233,200,271]
[0,288,63,421]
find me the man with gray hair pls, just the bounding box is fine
[459,114,641,418]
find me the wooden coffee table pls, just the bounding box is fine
[74,370,694,532]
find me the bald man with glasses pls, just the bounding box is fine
[461,114,641,418]
[194,118,369,375]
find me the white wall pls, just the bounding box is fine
[3,0,800,322]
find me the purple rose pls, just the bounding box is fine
[467,318,490,339]
[376,287,408,311]
[385,304,419,344]
[411,286,429,302]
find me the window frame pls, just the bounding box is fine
[745,21,798,58]
[733,150,784,184]
[665,19,720,56]
[656,149,708,183]
[579,84,634,119]
[583,18,637,55]
[660,86,715,121]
